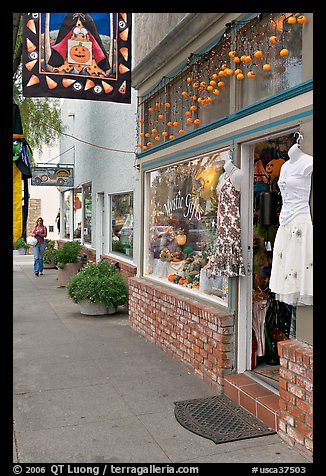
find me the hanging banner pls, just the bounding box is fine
[22,13,131,103]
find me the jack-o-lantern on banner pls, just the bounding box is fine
[22,12,131,103]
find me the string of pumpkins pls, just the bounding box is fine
[136,14,307,152]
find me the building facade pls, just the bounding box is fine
[130,13,313,459]
[57,13,313,459]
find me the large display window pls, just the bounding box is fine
[111,192,134,258]
[83,183,92,244]
[144,149,233,304]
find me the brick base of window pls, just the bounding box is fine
[277,339,313,460]
[128,277,234,387]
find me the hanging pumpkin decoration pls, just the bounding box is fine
[287,16,297,24]
[233,56,241,63]
[279,48,289,57]
[162,131,168,137]
[217,81,225,87]
[213,89,220,95]
[186,118,194,124]
[263,63,271,71]
[254,50,263,58]
[194,119,201,125]
[165,102,171,108]
[236,73,244,80]
[247,71,256,78]
[297,15,307,24]
[186,77,193,83]
[269,36,279,44]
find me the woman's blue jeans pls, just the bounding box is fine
[33,242,46,273]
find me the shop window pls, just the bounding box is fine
[237,13,302,109]
[73,188,82,239]
[63,190,71,239]
[111,192,133,258]
[137,13,303,152]
[144,150,232,304]
[83,183,92,244]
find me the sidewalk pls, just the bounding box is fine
[13,252,311,464]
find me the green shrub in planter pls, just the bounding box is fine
[56,240,83,269]
[43,239,58,265]
[67,259,128,309]
[13,237,29,250]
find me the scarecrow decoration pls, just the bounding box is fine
[22,13,131,103]
[13,104,32,243]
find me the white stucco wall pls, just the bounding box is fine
[59,87,138,261]
[29,143,60,241]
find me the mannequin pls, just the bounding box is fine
[269,139,313,306]
[206,151,245,278]
[217,153,244,192]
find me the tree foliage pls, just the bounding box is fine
[13,13,64,152]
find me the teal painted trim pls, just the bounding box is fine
[141,108,313,170]
[138,80,313,164]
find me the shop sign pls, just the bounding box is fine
[163,192,202,221]
[31,165,74,186]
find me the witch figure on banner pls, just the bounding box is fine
[46,13,111,77]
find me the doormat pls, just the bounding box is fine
[253,366,280,382]
[174,394,276,444]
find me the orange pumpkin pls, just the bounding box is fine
[69,44,91,64]
[168,274,177,282]
[279,49,289,57]
[287,16,296,24]
[269,36,278,44]
[247,71,256,78]
[263,64,271,71]
[297,15,307,24]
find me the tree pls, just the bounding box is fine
[13,13,64,153]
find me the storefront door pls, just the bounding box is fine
[238,131,297,375]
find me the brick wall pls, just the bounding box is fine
[277,339,313,460]
[128,277,234,388]
[27,199,41,235]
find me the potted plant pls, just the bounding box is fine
[43,239,58,269]
[67,259,128,316]
[13,237,29,255]
[56,240,84,286]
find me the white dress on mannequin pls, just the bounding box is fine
[269,143,313,306]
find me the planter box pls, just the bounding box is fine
[57,262,82,287]
[79,300,108,315]
[44,262,57,269]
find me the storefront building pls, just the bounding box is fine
[58,90,138,281]
[131,13,313,458]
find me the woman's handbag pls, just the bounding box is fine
[27,236,37,246]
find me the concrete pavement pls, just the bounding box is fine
[13,252,311,464]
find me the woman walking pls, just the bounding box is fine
[30,217,47,276]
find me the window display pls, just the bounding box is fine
[63,190,71,239]
[83,183,92,244]
[144,149,232,303]
[251,134,297,367]
[111,192,133,257]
